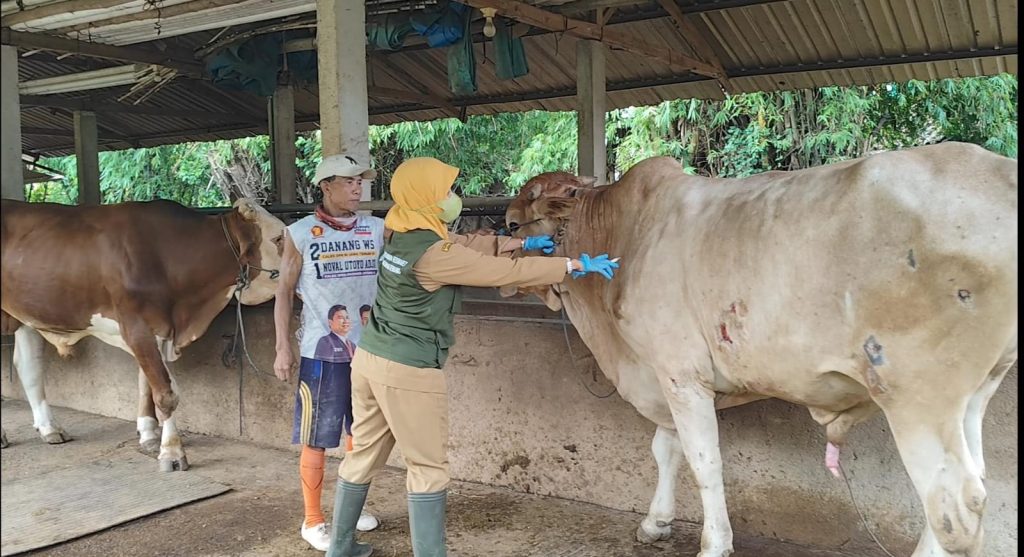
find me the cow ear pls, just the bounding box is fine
[234,198,259,221]
[540,197,578,219]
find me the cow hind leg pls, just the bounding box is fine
[14,326,70,444]
[136,369,160,455]
[885,402,986,557]
[660,377,734,557]
[638,425,683,543]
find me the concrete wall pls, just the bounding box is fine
[1,306,1017,555]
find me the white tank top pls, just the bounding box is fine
[287,214,385,362]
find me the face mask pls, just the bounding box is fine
[437,193,463,223]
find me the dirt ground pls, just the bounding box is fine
[1,400,868,557]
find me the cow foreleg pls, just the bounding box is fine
[14,326,70,444]
[120,319,184,472]
[136,369,160,454]
[637,425,683,543]
[661,377,734,557]
[156,375,187,472]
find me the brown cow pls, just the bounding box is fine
[1,198,284,471]
[504,142,1017,557]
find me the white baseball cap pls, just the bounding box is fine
[313,154,378,184]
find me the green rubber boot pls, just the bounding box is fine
[408,490,447,557]
[325,480,374,557]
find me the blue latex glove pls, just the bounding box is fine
[572,253,620,280]
[523,235,556,254]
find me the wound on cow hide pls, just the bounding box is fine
[716,300,747,347]
[718,323,733,344]
[863,335,886,366]
[957,288,974,309]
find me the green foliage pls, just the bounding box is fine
[26,74,1017,205]
[369,111,578,196]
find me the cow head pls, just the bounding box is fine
[502,172,598,310]
[231,198,286,305]
[505,171,597,238]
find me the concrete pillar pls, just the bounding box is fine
[576,40,607,185]
[74,110,101,205]
[316,0,371,201]
[270,85,297,204]
[1,45,24,201]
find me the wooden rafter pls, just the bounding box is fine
[655,0,734,92]
[2,0,127,27]
[20,95,252,122]
[54,0,242,35]
[368,86,457,113]
[0,30,204,77]
[458,0,724,79]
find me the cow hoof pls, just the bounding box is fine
[636,519,672,544]
[158,456,189,472]
[139,439,161,455]
[42,430,71,444]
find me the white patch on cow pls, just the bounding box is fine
[13,327,67,442]
[158,336,181,363]
[158,415,186,465]
[137,416,160,445]
[87,314,133,354]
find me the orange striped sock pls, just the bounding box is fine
[299,445,326,527]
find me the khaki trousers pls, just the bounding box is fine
[339,350,450,493]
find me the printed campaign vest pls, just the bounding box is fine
[287,214,384,363]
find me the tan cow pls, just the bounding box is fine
[504,142,1017,557]
[1,198,284,471]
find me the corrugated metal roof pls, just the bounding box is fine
[7,0,1017,157]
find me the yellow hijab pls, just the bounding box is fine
[384,157,460,241]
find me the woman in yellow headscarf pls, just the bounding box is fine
[325,158,619,557]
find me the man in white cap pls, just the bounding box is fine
[274,153,384,551]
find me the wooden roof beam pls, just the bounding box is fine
[2,0,127,27]
[0,30,204,78]
[458,0,724,79]
[20,94,251,122]
[655,0,735,93]
[368,86,457,113]
[54,0,243,35]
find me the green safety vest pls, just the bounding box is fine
[359,230,462,369]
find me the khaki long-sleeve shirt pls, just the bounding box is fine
[412,233,569,292]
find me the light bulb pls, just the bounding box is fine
[481,7,498,38]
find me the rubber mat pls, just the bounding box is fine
[1,454,230,556]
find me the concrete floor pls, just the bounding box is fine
[1,400,871,557]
